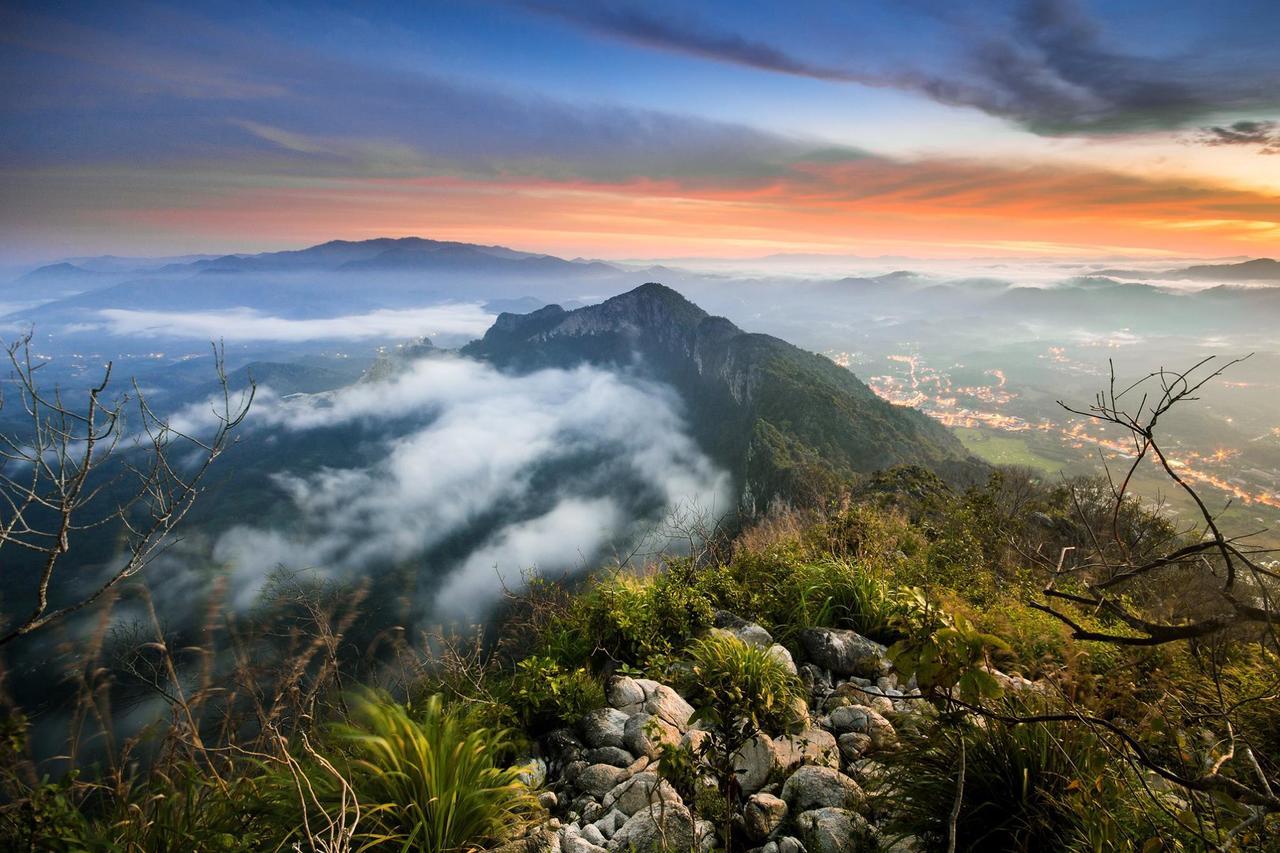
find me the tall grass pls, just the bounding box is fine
[313,691,540,851]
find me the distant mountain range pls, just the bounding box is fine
[1098,257,1280,282]
[464,282,977,509]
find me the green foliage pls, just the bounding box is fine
[888,588,1009,703]
[682,632,804,738]
[508,656,604,733]
[569,562,734,669]
[282,691,540,852]
[883,708,1195,852]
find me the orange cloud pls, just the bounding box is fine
[106,156,1280,259]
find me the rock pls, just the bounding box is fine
[733,733,778,794]
[799,628,888,679]
[744,792,788,840]
[776,837,805,853]
[776,727,839,771]
[829,706,897,752]
[593,808,626,840]
[582,708,631,750]
[539,790,560,810]
[564,760,588,785]
[608,802,695,851]
[608,676,646,711]
[577,764,629,798]
[603,771,681,816]
[562,826,608,853]
[796,807,874,853]
[519,757,548,788]
[837,733,872,763]
[634,679,696,729]
[768,643,799,674]
[544,728,587,763]
[581,824,607,847]
[585,746,635,767]
[680,728,711,754]
[799,663,832,692]
[713,610,774,647]
[491,827,561,853]
[695,819,718,853]
[781,766,863,813]
[624,713,681,759]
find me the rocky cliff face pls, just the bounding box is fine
[464,283,977,510]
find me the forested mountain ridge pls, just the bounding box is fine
[464,282,977,509]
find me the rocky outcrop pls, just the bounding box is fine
[527,613,1039,852]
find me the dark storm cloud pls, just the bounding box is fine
[1191,121,1280,155]
[520,0,865,83]
[527,0,1280,135]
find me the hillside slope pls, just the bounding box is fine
[464,283,976,509]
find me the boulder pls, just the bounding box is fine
[796,807,875,853]
[712,610,775,647]
[608,802,695,851]
[744,792,788,840]
[733,733,778,794]
[776,836,805,853]
[582,708,631,750]
[781,766,863,813]
[577,764,629,798]
[768,643,799,674]
[562,827,608,853]
[603,771,682,816]
[829,706,896,752]
[592,808,626,840]
[799,628,888,679]
[624,713,681,759]
[585,746,634,767]
[695,819,718,853]
[776,727,840,771]
[607,676,647,710]
[580,824,607,847]
[634,679,695,729]
[837,732,872,764]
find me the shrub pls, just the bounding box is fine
[671,632,804,849]
[280,691,540,851]
[767,558,903,642]
[883,711,1106,851]
[508,656,604,733]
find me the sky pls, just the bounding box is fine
[3,0,1280,263]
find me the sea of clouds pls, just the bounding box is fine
[173,353,730,618]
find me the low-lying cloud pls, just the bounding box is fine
[180,355,729,617]
[95,304,495,342]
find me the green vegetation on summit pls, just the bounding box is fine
[465,283,977,509]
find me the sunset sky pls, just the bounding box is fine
[3,0,1280,262]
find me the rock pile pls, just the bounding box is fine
[505,612,965,852]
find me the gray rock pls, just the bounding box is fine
[695,819,718,853]
[799,628,888,679]
[744,792,788,840]
[776,728,840,772]
[837,732,872,763]
[539,790,560,810]
[593,808,626,840]
[545,728,587,762]
[768,643,799,674]
[585,746,635,767]
[582,708,631,750]
[607,676,646,711]
[733,732,778,794]
[796,807,874,853]
[624,712,681,759]
[713,610,775,647]
[562,827,608,853]
[776,837,805,853]
[781,766,863,813]
[603,771,681,816]
[829,706,897,752]
[577,763,629,798]
[519,757,548,788]
[608,801,695,851]
[634,679,695,729]
[581,824,607,847]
